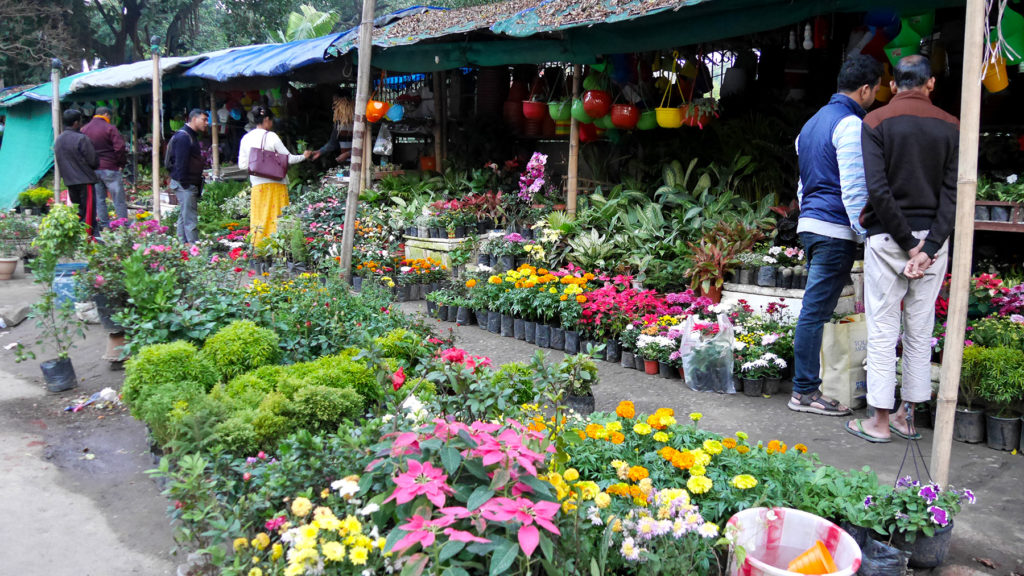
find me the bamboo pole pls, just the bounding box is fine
[432,72,442,170]
[363,127,372,189]
[132,97,138,199]
[932,0,985,487]
[439,71,447,163]
[151,37,162,221]
[51,59,62,202]
[210,91,220,179]
[567,64,582,217]
[339,0,377,281]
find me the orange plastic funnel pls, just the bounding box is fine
[787,540,838,575]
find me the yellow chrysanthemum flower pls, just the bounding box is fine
[606,420,623,432]
[687,475,713,494]
[595,492,612,509]
[653,431,669,443]
[271,543,284,561]
[563,468,580,482]
[730,474,758,490]
[291,497,313,517]
[703,439,723,455]
[349,545,370,565]
[690,464,707,476]
[233,537,249,552]
[248,568,263,576]
[736,431,748,440]
[692,448,712,467]
[689,412,703,422]
[251,532,271,551]
[322,541,346,562]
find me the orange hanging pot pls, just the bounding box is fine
[610,103,639,130]
[582,90,611,118]
[366,100,390,123]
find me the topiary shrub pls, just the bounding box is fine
[285,386,363,434]
[166,392,235,453]
[201,320,280,381]
[295,354,380,403]
[225,373,277,400]
[251,410,294,449]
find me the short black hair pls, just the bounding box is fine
[187,108,205,121]
[62,108,82,127]
[837,55,882,93]
[894,55,932,89]
[95,106,111,116]
[252,105,274,124]
[335,87,352,99]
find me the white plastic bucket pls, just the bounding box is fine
[727,507,862,576]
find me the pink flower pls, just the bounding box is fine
[440,347,466,364]
[385,459,453,508]
[265,516,287,531]
[93,275,106,288]
[392,515,454,552]
[479,497,560,556]
[443,527,490,544]
[392,367,406,391]
[470,427,546,478]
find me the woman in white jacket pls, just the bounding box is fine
[238,106,311,245]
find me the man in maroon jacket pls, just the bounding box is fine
[81,106,127,231]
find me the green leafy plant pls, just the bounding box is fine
[975,346,1024,417]
[201,320,281,381]
[17,187,54,210]
[560,352,598,397]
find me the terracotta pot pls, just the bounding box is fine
[644,359,659,375]
[0,257,18,280]
[582,90,611,118]
[701,284,723,303]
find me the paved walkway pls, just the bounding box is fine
[402,302,1024,569]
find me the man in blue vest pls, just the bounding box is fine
[789,55,881,416]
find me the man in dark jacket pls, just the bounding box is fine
[790,55,881,417]
[54,109,99,237]
[846,55,959,443]
[166,109,208,244]
[81,106,128,229]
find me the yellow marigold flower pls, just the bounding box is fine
[615,401,636,419]
[611,518,623,532]
[251,533,271,551]
[291,497,313,517]
[595,492,612,509]
[594,427,610,440]
[561,500,578,513]
[548,471,564,487]
[627,465,649,482]
[660,415,677,427]
[322,541,346,562]
[249,569,263,576]
[722,437,738,449]
[730,474,758,490]
[689,412,703,422]
[465,279,477,288]
[736,431,748,440]
[794,443,808,453]
[488,275,502,284]
[633,422,652,435]
[271,543,283,561]
[737,445,750,454]
[549,287,558,294]
[653,432,669,443]
[703,439,723,455]
[349,545,369,565]
[564,468,580,482]
[233,537,249,552]
[610,459,628,469]
[692,448,711,467]
[692,463,709,475]
[687,475,713,494]
[576,481,599,500]
[606,420,623,432]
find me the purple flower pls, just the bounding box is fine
[896,476,920,489]
[918,484,940,504]
[863,495,874,508]
[961,489,976,504]
[928,505,949,526]
[1010,314,1024,324]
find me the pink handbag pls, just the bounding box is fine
[247,132,288,180]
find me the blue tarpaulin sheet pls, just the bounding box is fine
[185,34,347,81]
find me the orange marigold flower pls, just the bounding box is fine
[671,451,696,469]
[615,401,636,419]
[766,440,786,454]
[794,443,808,454]
[627,466,649,483]
[576,430,586,441]
[560,294,568,301]
[737,445,750,454]
[610,432,625,444]
[722,438,738,449]
[659,446,678,460]
[576,295,587,303]
[585,423,603,439]
[465,279,477,288]
[538,268,548,275]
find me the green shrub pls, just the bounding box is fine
[201,320,280,381]
[251,411,294,448]
[976,346,1024,417]
[296,354,380,402]
[17,187,53,209]
[492,362,538,404]
[225,373,276,399]
[971,317,1024,351]
[212,412,260,455]
[393,377,436,402]
[166,393,235,453]
[285,386,363,434]
[258,392,290,415]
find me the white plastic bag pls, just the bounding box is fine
[680,313,736,393]
[373,124,393,156]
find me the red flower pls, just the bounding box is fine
[392,367,406,391]
[229,246,244,261]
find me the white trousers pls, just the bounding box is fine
[864,231,948,409]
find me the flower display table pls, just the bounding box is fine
[721,281,857,318]
[403,236,472,268]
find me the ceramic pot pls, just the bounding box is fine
[985,413,1021,451]
[621,349,635,369]
[535,323,550,348]
[0,257,18,280]
[644,359,659,375]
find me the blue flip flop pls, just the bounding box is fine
[845,419,891,443]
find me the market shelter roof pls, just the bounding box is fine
[0,70,97,108]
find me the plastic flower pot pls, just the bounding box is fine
[742,377,764,397]
[41,357,77,393]
[498,256,515,271]
[757,265,778,287]
[644,359,660,375]
[985,413,1021,451]
[524,320,537,344]
[548,100,572,121]
[952,407,985,443]
[884,24,921,68]
[605,340,621,363]
[582,90,611,118]
[621,349,635,369]
[982,50,1009,93]
[426,300,437,316]
[513,318,526,340]
[447,305,459,323]
[500,314,514,337]
[456,306,471,326]
[570,98,593,123]
[891,521,954,569]
[655,106,683,128]
[564,330,580,354]
[610,104,639,129]
[566,394,596,416]
[487,311,501,333]
[550,326,565,350]
[787,540,838,574]
[634,353,646,371]
[593,113,615,130]
[436,305,449,321]
[764,377,781,395]
[396,285,411,302]
[366,100,390,123]
[535,323,550,348]
[384,103,405,122]
[578,122,599,143]
[726,507,862,576]
[636,109,658,131]
[522,100,548,120]
[659,361,678,379]
[475,310,488,329]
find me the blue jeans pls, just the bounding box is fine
[792,232,857,395]
[171,180,199,244]
[94,169,127,227]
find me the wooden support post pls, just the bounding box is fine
[567,64,582,217]
[210,91,220,179]
[339,0,377,280]
[432,72,442,170]
[363,127,372,189]
[439,71,447,163]
[50,59,61,202]
[151,37,162,221]
[932,0,985,487]
[132,97,138,199]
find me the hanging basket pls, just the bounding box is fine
[593,113,615,130]
[548,100,572,122]
[656,107,683,128]
[571,98,594,123]
[579,122,599,142]
[384,103,405,122]
[884,22,921,68]
[366,100,390,123]
[523,100,548,120]
[610,104,640,130]
[983,50,1010,93]
[582,90,611,118]
[636,109,658,130]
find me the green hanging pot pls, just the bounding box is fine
[548,100,572,122]
[583,74,603,91]
[636,109,658,130]
[594,113,615,130]
[571,98,593,124]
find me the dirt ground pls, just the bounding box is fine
[1,258,1021,575]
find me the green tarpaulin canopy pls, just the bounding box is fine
[0,101,58,209]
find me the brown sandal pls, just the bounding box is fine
[788,390,851,416]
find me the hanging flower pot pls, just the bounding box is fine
[578,122,599,143]
[582,90,611,118]
[884,23,922,68]
[655,106,683,128]
[593,113,615,130]
[384,103,405,122]
[366,100,390,123]
[541,114,557,137]
[610,103,639,130]
[982,50,1009,93]
[522,100,548,120]
[571,98,593,123]
[548,100,572,121]
[503,100,525,132]
[636,109,657,130]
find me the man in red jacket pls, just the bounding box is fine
[81,106,127,231]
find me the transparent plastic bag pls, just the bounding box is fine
[680,313,735,393]
[373,124,393,156]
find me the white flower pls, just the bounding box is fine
[762,256,777,264]
[357,503,380,516]
[768,246,783,255]
[773,358,788,368]
[1008,174,1018,184]
[400,266,412,273]
[698,523,719,538]
[732,340,747,351]
[761,333,780,346]
[331,477,360,499]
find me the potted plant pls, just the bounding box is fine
[15,205,88,392]
[685,236,739,303]
[739,350,785,397]
[861,476,974,568]
[638,334,673,375]
[0,211,38,279]
[954,345,987,443]
[619,323,639,369]
[975,346,1024,451]
[560,352,598,415]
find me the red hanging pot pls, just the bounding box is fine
[610,104,640,130]
[582,90,611,118]
[523,100,548,120]
[578,122,599,143]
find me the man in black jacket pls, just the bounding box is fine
[166,109,208,244]
[846,55,959,443]
[54,109,99,237]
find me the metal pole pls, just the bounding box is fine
[210,91,220,179]
[931,0,985,487]
[151,36,162,221]
[567,64,581,217]
[50,59,62,202]
[340,0,377,281]
[132,97,138,199]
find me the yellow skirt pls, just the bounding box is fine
[250,182,290,245]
